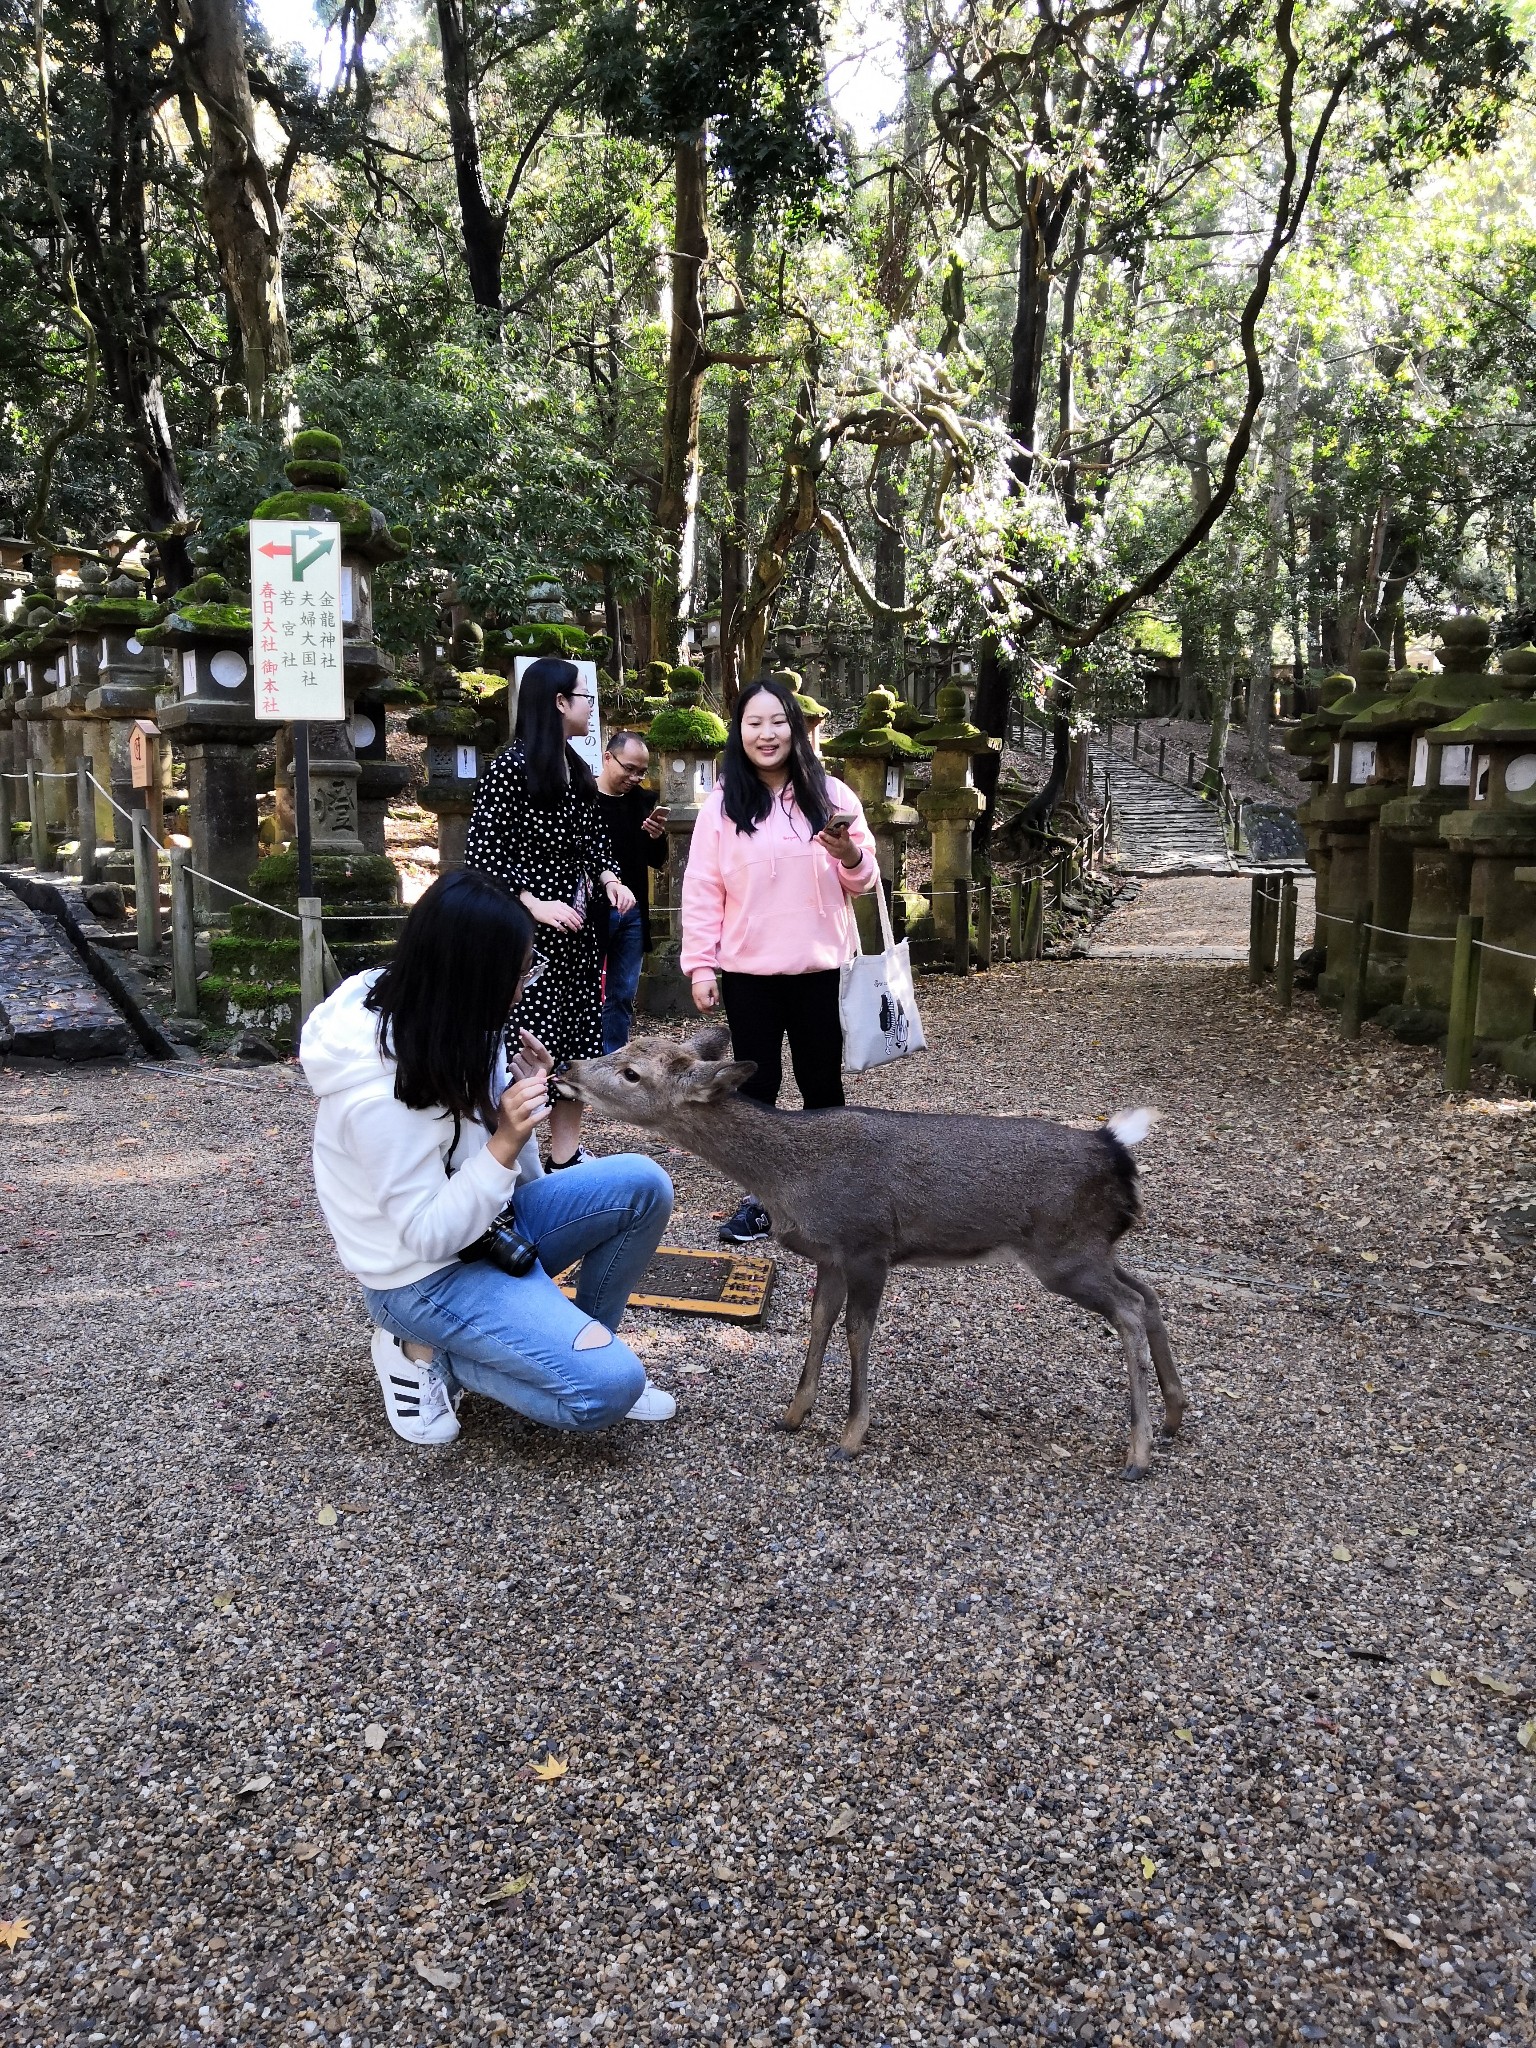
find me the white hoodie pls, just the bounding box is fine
[300,970,543,1292]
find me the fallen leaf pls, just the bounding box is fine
[825,1804,855,1839]
[1388,1442,1414,1455]
[316,1505,338,1528]
[1518,1720,1535,1753]
[211,1591,236,1612]
[236,1774,272,1795]
[1453,1463,1468,1476]
[1504,1578,1528,1598]
[0,1918,33,1952]
[1201,1840,1221,1865]
[1397,1525,1419,1537]
[291,1842,322,1861]
[1172,1726,1194,1745]
[1331,1545,1352,1563]
[529,1755,567,1781]
[363,1723,387,1752]
[1380,1928,1416,1954]
[1429,1669,1454,1688]
[610,1593,635,1612]
[413,1957,461,1991]
[1140,1855,1157,1879]
[1360,1250,1379,1263]
[1474,1673,1519,1698]
[477,1875,533,1905]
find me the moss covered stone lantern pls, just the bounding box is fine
[145,572,263,917]
[409,623,508,872]
[249,429,411,862]
[1289,671,1357,938]
[642,666,728,1015]
[1299,650,1396,1005]
[914,683,998,950]
[11,593,74,861]
[821,686,929,949]
[1373,618,1501,1039]
[1430,661,1536,1067]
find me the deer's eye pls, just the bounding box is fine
[621,1067,640,1083]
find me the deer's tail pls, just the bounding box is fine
[1099,1107,1159,1238]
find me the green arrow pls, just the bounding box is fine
[290,524,336,582]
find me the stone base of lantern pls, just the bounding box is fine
[1443,825,1536,1049]
[358,760,412,859]
[418,787,475,875]
[201,850,402,1049]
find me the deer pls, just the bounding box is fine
[561,1027,1188,1480]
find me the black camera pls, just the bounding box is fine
[459,1201,538,1277]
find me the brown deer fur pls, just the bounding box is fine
[563,1029,1187,1478]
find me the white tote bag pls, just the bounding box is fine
[839,879,926,1073]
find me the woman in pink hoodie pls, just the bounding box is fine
[681,678,877,1243]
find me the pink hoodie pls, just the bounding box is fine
[680,775,877,979]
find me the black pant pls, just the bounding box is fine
[719,969,844,1110]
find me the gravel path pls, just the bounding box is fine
[2,944,1533,2048]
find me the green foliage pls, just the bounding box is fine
[645,703,729,747]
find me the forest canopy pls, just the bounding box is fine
[3,0,1534,783]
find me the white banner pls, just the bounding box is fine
[250,519,345,722]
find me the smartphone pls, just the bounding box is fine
[824,810,856,831]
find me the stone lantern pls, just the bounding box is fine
[914,683,997,952]
[1288,671,1358,943]
[639,669,728,1016]
[147,573,265,919]
[1430,666,1536,1068]
[12,594,73,861]
[1299,650,1396,1006]
[821,686,928,950]
[1375,618,1502,1039]
[1329,653,1429,1007]
[249,429,410,863]
[408,623,508,873]
[79,562,173,880]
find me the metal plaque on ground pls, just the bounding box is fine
[556,1247,774,1324]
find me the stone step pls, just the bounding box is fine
[1095,750,1235,877]
[0,877,136,1058]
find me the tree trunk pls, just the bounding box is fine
[719,227,753,707]
[434,0,505,317]
[1177,443,1213,720]
[1207,527,1240,784]
[871,450,907,695]
[1245,340,1300,776]
[1336,515,1373,672]
[170,0,291,420]
[651,134,710,665]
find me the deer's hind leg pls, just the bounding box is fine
[778,1264,847,1433]
[1033,1250,1158,1481]
[830,1257,890,1461]
[1115,1261,1187,1437]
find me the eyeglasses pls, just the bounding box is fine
[615,757,648,778]
[522,952,549,988]
[565,692,596,704]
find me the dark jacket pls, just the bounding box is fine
[596,783,669,952]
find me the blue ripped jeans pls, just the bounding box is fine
[362,1153,672,1432]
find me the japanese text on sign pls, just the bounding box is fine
[249,519,345,722]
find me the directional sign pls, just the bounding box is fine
[250,519,345,722]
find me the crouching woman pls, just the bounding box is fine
[300,868,675,1447]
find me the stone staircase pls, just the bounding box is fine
[1096,751,1236,876]
[0,876,135,1057]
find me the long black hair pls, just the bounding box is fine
[364,869,535,1127]
[720,677,832,835]
[515,656,598,804]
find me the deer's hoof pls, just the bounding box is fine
[1161,1395,1188,1438]
[828,1444,863,1464]
[775,1412,806,1434]
[1121,1459,1150,1483]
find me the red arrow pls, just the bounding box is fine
[258,540,292,559]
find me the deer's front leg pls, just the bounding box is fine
[778,1264,847,1432]
[831,1259,889,1460]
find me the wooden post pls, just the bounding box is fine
[1341,901,1372,1039]
[1024,875,1044,958]
[1157,736,1167,778]
[27,762,46,869]
[1275,874,1297,1011]
[1444,914,1483,1091]
[76,756,96,886]
[299,894,327,1024]
[1248,876,1266,987]
[0,768,11,864]
[132,806,159,955]
[1133,723,1141,759]
[976,876,993,970]
[1187,750,1196,787]
[1260,875,1280,972]
[952,877,970,975]
[1008,879,1023,959]
[169,847,198,1017]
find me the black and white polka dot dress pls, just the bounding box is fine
[464,742,616,1065]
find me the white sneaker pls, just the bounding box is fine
[370,1328,460,1446]
[625,1378,676,1423]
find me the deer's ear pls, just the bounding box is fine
[686,1023,733,1060]
[684,1058,756,1102]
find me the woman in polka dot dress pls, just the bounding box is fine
[465,658,635,1166]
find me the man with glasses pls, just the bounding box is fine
[595,731,669,1052]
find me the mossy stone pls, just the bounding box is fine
[291,428,343,463]
[646,705,728,749]
[285,460,349,490]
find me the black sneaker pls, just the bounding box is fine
[719,1197,772,1245]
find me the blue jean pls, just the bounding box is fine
[601,905,646,1054]
[362,1153,672,1432]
